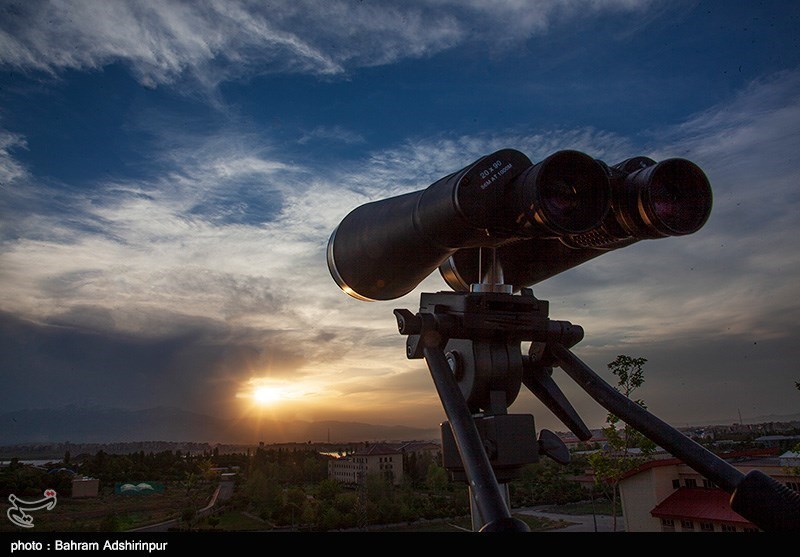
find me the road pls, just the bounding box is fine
[516,506,624,532]
[127,478,235,533]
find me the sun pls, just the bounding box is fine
[239,379,314,409]
[252,386,286,405]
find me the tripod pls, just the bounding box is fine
[394,283,800,532]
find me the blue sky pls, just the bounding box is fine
[1,0,799,440]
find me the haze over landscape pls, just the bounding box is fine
[1,1,799,445]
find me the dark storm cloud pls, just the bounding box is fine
[0,310,307,416]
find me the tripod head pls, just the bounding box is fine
[395,286,587,459]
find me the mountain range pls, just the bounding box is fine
[3,405,797,447]
[0,405,439,445]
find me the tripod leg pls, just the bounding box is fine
[550,342,800,532]
[422,344,529,532]
[549,342,742,490]
[522,364,592,441]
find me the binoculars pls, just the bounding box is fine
[328,148,712,301]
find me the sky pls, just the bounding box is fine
[1,0,799,442]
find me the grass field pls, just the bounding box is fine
[0,484,216,532]
[2,486,611,533]
[542,499,621,516]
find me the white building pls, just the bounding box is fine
[328,444,403,486]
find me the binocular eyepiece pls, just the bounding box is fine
[328,148,712,301]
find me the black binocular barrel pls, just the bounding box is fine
[328,149,611,300]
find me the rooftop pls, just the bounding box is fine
[650,487,751,525]
[352,443,402,456]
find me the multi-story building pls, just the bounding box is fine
[328,443,404,486]
[327,440,442,487]
[617,449,799,532]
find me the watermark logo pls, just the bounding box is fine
[7,489,57,528]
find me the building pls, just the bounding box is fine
[754,435,800,450]
[780,450,800,469]
[397,441,440,458]
[617,450,798,532]
[558,429,608,451]
[327,440,441,487]
[328,443,404,486]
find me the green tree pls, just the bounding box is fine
[588,354,655,532]
[365,473,393,504]
[332,491,358,514]
[319,506,344,531]
[244,469,282,520]
[512,460,584,506]
[425,462,449,493]
[181,507,196,529]
[788,383,800,474]
[316,478,341,501]
[280,487,308,528]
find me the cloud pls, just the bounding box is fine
[550,70,800,344]
[0,0,655,87]
[1,66,799,426]
[0,119,640,423]
[0,129,28,187]
[297,126,365,146]
[0,309,307,414]
[4,69,796,347]
[0,1,342,85]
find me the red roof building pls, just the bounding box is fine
[650,488,750,529]
[617,450,795,532]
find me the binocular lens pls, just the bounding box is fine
[642,159,712,236]
[519,150,610,236]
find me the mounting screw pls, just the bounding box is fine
[446,350,463,381]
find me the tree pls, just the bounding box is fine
[244,469,282,520]
[316,478,341,501]
[602,355,656,456]
[588,354,655,532]
[512,460,584,506]
[789,382,800,474]
[181,507,196,529]
[425,462,449,493]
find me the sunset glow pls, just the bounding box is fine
[239,379,315,409]
[1,2,798,442]
[252,386,289,405]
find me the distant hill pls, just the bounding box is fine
[681,412,800,429]
[747,412,800,424]
[0,405,438,445]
